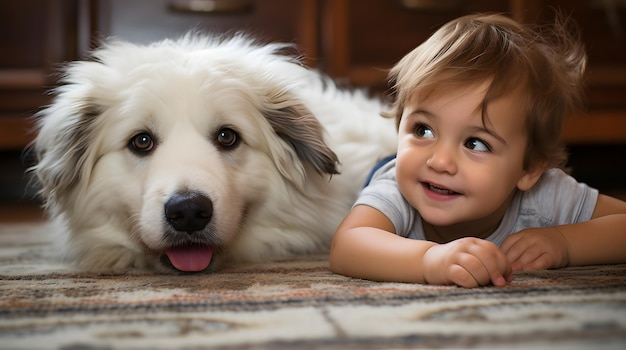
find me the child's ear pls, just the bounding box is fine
[517,163,547,191]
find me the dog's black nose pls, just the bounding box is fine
[164,192,213,233]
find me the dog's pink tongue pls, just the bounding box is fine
[164,245,213,272]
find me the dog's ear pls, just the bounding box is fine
[28,84,103,213]
[262,90,339,186]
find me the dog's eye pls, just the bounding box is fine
[216,128,239,149]
[129,133,155,154]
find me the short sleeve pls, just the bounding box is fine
[516,168,599,229]
[353,159,416,237]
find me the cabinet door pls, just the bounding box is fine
[0,0,84,149]
[319,0,508,88]
[95,0,319,67]
[513,0,626,143]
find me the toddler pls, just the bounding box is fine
[329,13,626,288]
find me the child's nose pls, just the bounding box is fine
[426,144,458,174]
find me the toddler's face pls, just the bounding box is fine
[395,82,541,232]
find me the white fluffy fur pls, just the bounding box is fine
[30,33,397,273]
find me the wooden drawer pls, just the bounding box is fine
[320,0,508,88]
[0,0,84,149]
[96,0,318,66]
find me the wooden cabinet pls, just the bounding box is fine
[95,0,319,66]
[319,0,626,144]
[0,0,89,149]
[318,0,509,87]
[510,0,626,143]
[1,0,625,151]
[0,0,319,150]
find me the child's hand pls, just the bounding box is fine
[422,238,512,288]
[500,227,570,272]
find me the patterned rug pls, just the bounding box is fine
[1,223,625,349]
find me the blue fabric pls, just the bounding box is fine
[363,154,396,188]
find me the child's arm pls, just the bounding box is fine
[501,194,626,271]
[329,205,512,287]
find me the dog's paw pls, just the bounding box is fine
[75,244,151,274]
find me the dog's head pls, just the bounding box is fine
[29,33,339,273]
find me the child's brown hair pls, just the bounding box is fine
[385,13,586,170]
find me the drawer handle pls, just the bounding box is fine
[400,0,464,11]
[169,0,253,14]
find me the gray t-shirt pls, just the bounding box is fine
[354,159,599,246]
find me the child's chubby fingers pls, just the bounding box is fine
[490,268,512,287]
[509,247,543,271]
[424,238,512,288]
[500,233,525,263]
[501,228,569,271]
[463,238,512,287]
[481,251,512,287]
[484,253,513,287]
[447,255,509,288]
[517,253,553,271]
[501,233,534,271]
[511,250,560,271]
[446,263,481,288]
[449,251,491,287]
[423,242,486,287]
[450,239,512,287]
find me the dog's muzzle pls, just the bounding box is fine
[161,191,216,272]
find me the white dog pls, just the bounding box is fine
[30,33,397,273]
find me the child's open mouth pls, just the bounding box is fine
[423,182,460,196]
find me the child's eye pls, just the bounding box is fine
[414,123,434,139]
[464,138,491,152]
